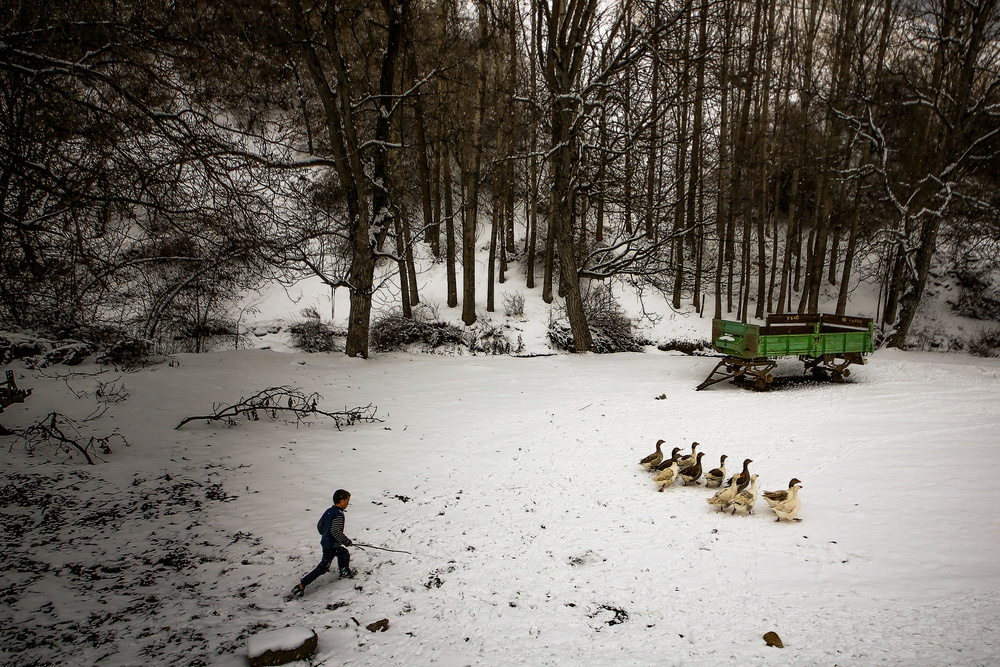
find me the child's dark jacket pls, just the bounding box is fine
[321,506,351,550]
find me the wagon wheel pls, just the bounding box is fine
[753,377,768,391]
[832,371,845,383]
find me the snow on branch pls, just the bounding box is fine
[174,386,381,431]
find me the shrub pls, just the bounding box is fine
[969,327,1000,357]
[96,338,154,369]
[547,285,647,353]
[411,302,441,322]
[502,292,525,318]
[288,320,344,353]
[954,268,1000,320]
[0,335,46,365]
[657,338,711,355]
[466,320,517,354]
[167,317,243,353]
[370,311,465,352]
[369,312,518,355]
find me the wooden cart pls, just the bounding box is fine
[696,313,874,390]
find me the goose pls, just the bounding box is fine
[639,439,666,470]
[730,474,759,515]
[707,474,742,511]
[770,482,803,522]
[727,459,753,492]
[676,442,700,471]
[680,452,706,486]
[763,478,802,508]
[653,448,683,472]
[704,455,728,488]
[653,456,681,491]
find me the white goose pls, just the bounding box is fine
[653,454,682,491]
[763,478,802,508]
[770,482,803,522]
[707,474,741,511]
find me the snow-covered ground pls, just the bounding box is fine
[3,245,1000,665]
[2,338,999,665]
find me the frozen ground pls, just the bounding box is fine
[2,341,999,666]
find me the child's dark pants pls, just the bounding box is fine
[301,545,350,586]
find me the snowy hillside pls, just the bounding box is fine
[236,242,999,359]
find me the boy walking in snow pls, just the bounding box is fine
[292,489,355,597]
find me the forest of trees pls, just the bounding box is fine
[1,0,998,356]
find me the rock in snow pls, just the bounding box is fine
[247,626,317,666]
[366,618,389,633]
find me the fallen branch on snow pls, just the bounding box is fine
[10,411,128,464]
[174,385,381,430]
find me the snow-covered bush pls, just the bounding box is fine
[287,320,344,353]
[954,267,1000,320]
[170,317,244,353]
[0,335,45,365]
[969,327,1000,357]
[96,338,154,369]
[369,311,518,355]
[657,338,710,355]
[466,320,519,355]
[502,291,525,318]
[547,285,648,353]
[370,311,465,352]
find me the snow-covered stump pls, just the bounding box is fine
[247,627,318,667]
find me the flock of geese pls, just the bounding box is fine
[639,440,803,522]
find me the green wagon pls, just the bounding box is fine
[696,313,874,390]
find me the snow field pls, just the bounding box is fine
[1,347,998,665]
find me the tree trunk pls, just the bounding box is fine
[543,203,555,303]
[672,0,693,310]
[394,210,412,318]
[461,1,489,326]
[645,0,662,242]
[526,0,539,289]
[487,189,499,312]
[444,146,458,308]
[406,39,436,255]
[714,0,734,319]
[541,0,594,352]
[689,0,708,312]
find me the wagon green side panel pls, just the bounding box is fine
[759,333,814,356]
[711,319,760,358]
[812,330,874,356]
